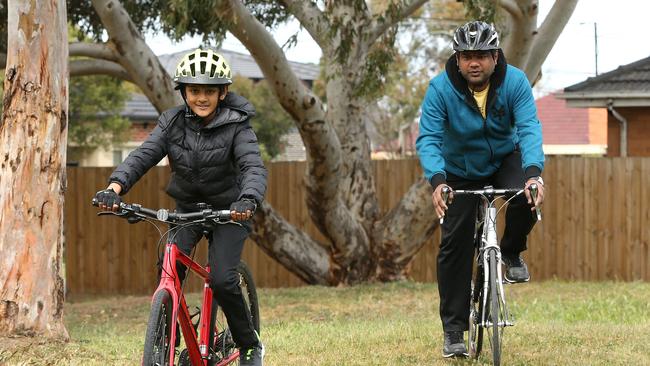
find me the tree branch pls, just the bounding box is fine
[368,0,429,43]
[499,0,523,19]
[218,0,370,272]
[373,177,438,280]
[69,42,118,61]
[250,202,331,285]
[525,0,578,82]
[278,0,330,51]
[70,59,133,81]
[91,0,181,113]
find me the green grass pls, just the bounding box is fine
[1,281,649,365]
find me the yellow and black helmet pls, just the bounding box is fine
[173,49,232,88]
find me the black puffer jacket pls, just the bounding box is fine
[109,93,267,208]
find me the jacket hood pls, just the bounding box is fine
[445,48,507,99]
[201,92,256,129]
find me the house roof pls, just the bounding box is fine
[121,93,159,121]
[158,48,320,81]
[123,48,320,120]
[559,55,650,107]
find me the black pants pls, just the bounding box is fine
[172,203,259,349]
[438,152,536,332]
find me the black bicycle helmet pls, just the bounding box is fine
[453,21,499,52]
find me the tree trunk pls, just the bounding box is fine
[0,0,69,339]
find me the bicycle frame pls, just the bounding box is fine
[476,200,511,329]
[157,241,239,366]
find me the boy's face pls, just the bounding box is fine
[185,84,227,119]
[456,50,498,89]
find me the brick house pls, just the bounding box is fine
[559,55,650,157]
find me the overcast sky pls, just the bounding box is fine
[146,1,649,98]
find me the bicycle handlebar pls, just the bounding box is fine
[439,184,542,224]
[91,198,232,224]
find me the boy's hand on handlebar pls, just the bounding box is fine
[94,187,122,212]
[524,178,545,211]
[230,198,257,221]
[432,184,453,220]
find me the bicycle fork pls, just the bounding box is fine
[480,207,513,328]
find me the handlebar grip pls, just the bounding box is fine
[440,186,450,225]
[216,210,232,221]
[529,183,542,221]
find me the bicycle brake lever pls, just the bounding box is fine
[96,210,128,217]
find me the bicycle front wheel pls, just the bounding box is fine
[487,250,503,365]
[209,261,260,365]
[468,263,484,359]
[143,289,173,366]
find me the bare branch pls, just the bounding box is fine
[368,0,429,43]
[218,0,370,271]
[373,178,437,280]
[91,0,180,112]
[279,0,330,50]
[525,0,578,82]
[70,59,133,81]
[499,0,523,19]
[69,42,118,61]
[250,203,331,285]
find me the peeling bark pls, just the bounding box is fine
[0,0,69,339]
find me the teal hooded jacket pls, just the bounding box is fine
[416,51,544,189]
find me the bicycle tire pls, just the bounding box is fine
[488,249,502,366]
[209,261,260,365]
[468,262,484,358]
[142,289,173,366]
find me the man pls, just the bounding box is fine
[415,21,545,358]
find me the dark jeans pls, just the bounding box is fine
[171,203,259,349]
[438,151,536,332]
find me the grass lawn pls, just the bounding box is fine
[1,280,649,365]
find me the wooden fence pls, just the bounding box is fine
[64,157,650,296]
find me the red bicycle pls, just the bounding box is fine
[94,200,260,366]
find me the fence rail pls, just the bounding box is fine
[64,157,650,296]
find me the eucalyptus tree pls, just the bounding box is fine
[0,0,579,288]
[0,0,69,338]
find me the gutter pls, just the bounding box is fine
[607,100,628,157]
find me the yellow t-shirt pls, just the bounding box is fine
[471,85,490,119]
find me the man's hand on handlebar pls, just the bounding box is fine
[524,178,544,211]
[432,184,453,221]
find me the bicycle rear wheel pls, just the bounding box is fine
[143,289,173,366]
[209,261,260,365]
[487,250,504,366]
[468,262,484,358]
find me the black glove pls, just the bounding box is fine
[94,188,121,209]
[229,198,257,215]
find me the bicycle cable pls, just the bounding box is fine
[494,190,525,222]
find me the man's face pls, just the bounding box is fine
[456,50,498,89]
